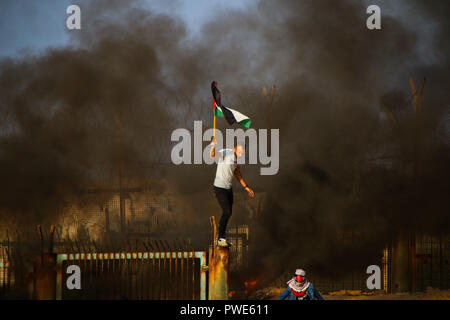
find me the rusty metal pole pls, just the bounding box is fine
[48,225,55,254]
[208,217,216,300]
[34,226,57,300]
[392,232,410,293]
[410,233,416,293]
[208,216,229,300]
[37,225,44,267]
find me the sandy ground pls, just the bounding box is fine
[251,286,450,300]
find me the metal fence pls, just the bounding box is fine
[415,234,449,291]
[308,271,369,293]
[226,225,249,272]
[56,250,207,300]
[382,247,392,293]
[0,241,25,298]
[0,243,13,294]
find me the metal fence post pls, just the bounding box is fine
[208,216,229,300]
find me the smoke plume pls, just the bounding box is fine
[0,0,448,282]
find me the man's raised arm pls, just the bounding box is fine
[234,166,255,197]
[209,139,216,158]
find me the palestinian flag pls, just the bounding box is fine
[211,81,251,129]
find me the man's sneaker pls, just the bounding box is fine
[217,238,232,247]
[217,238,228,247]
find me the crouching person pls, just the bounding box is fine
[278,269,324,300]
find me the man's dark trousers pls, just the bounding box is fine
[214,186,233,239]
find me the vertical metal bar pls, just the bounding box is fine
[179,241,184,299]
[104,253,109,299]
[185,242,190,300]
[135,252,139,299]
[186,242,190,299]
[123,252,127,298]
[420,236,425,291]
[151,246,156,299]
[69,254,74,298]
[131,252,135,299]
[155,241,162,299]
[165,240,170,300]
[163,248,167,300]
[125,252,129,299]
[146,250,150,300]
[120,252,124,299]
[430,238,433,287]
[117,253,121,299]
[160,240,168,300]
[77,248,81,285]
[191,244,196,299]
[122,252,126,299]
[168,242,173,300]
[37,225,44,267]
[439,235,443,289]
[200,251,207,300]
[86,253,91,294]
[140,252,144,300]
[130,252,134,299]
[138,252,141,299]
[111,253,116,299]
[55,254,64,300]
[1,246,4,294]
[411,233,416,292]
[94,253,98,298]
[83,253,87,293]
[123,252,127,299]
[105,253,109,299]
[142,242,149,300]
[133,252,137,299]
[174,241,178,300]
[128,252,132,299]
[87,253,91,295]
[107,253,111,299]
[185,241,189,299]
[6,231,10,291]
[117,252,121,299]
[186,241,191,299]
[99,253,103,299]
[140,250,145,300]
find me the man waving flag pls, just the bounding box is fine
[211,81,251,129]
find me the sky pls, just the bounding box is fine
[0,0,256,58]
[0,0,440,68]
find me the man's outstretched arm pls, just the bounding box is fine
[234,166,255,197]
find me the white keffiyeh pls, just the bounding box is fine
[287,277,310,293]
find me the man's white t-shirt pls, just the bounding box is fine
[213,149,237,190]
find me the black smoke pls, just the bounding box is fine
[0,0,448,283]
